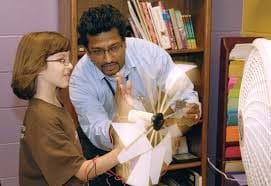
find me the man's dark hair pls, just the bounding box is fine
[78,4,127,48]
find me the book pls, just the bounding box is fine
[182,15,193,48]
[168,8,183,49]
[149,5,171,49]
[128,17,141,38]
[127,0,147,40]
[159,1,177,49]
[131,0,151,41]
[175,10,188,49]
[227,111,238,126]
[187,15,197,48]
[173,153,200,163]
[225,146,241,160]
[229,43,254,61]
[163,9,178,49]
[140,1,158,44]
[225,160,245,172]
[161,170,193,186]
[227,97,239,111]
[188,170,202,186]
[229,60,245,77]
[226,126,240,142]
[146,1,161,46]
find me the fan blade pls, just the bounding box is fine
[118,135,152,163]
[112,121,145,147]
[150,144,166,184]
[157,132,172,165]
[127,151,152,186]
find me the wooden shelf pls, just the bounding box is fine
[164,161,201,171]
[167,48,204,55]
[216,37,257,186]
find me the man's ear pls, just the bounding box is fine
[85,47,91,57]
[122,38,126,48]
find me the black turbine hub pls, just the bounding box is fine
[152,113,164,131]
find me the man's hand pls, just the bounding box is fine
[114,73,134,122]
[177,102,201,126]
[183,102,200,120]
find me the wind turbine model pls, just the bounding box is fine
[112,64,200,186]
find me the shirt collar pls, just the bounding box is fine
[86,56,105,80]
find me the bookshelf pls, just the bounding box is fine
[216,37,257,186]
[58,0,211,185]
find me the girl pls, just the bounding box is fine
[11,32,121,185]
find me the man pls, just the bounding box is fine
[69,4,200,184]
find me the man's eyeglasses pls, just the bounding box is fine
[88,42,123,58]
[46,58,70,66]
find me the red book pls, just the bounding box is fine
[225,146,241,160]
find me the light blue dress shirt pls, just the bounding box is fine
[69,37,199,151]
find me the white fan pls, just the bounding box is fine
[238,38,271,185]
[112,65,199,186]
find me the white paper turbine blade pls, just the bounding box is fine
[165,66,192,96]
[111,121,145,147]
[118,135,152,163]
[161,66,194,114]
[127,151,152,186]
[158,132,172,165]
[150,143,166,184]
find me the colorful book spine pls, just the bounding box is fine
[162,9,177,49]
[127,1,198,50]
[140,1,158,45]
[183,15,191,48]
[131,0,151,41]
[146,2,161,46]
[187,15,197,48]
[168,8,183,49]
[226,126,240,142]
[225,146,241,160]
[127,0,147,40]
[128,17,141,38]
[182,15,193,48]
[150,5,171,49]
[175,10,188,49]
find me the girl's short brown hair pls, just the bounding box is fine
[11,32,70,100]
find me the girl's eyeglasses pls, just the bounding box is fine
[46,58,70,66]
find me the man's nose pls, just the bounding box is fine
[104,50,113,63]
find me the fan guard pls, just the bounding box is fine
[238,38,271,185]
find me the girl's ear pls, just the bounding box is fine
[37,66,47,76]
